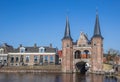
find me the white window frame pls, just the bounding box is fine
[50,55,54,63]
[20,47,25,53]
[34,55,38,62]
[26,55,30,63]
[39,47,45,53]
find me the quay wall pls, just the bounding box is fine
[0,65,62,73]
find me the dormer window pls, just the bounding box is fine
[20,47,25,53]
[0,48,4,54]
[39,47,45,53]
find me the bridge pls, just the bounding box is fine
[73,59,91,73]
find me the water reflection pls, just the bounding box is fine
[0,73,119,82]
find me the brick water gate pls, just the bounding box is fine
[61,12,103,73]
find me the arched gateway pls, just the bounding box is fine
[62,12,103,73]
[73,49,91,73]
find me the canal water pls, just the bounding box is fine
[0,73,119,82]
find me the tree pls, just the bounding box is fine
[106,48,120,64]
[108,48,120,57]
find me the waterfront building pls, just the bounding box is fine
[62,11,104,73]
[0,43,14,66]
[0,43,58,66]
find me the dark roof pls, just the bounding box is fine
[62,16,72,40]
[73,42,77,45]
[0,43,14,53]
[84,33,89,41]
[92,11,103,39]
[13,46,56,53]
[84,33,91,44]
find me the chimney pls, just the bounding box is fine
[50,43,52,48]
[19,44,22,47]
[34,43,37,48]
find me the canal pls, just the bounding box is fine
[0,73,119,82]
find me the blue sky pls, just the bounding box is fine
[0,0,120,52]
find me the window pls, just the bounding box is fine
[10,57,14,63]
[34,55,38,62]
[94,41,96,46]
[20,55,23,62]
[45,55,48,62]
[26,56,30,63]
[39,47,45,53]
[79,44,81,47]
[40,49,44,53]
[20,47,25,53]
[50,55,54,63]
[67,44,69,47]
[0,48,4,54]
[40,55,43,63]
[16,57,19,62]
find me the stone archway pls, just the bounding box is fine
[75,61,87,74]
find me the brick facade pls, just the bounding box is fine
[62,13,103,73]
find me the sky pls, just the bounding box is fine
[0,0,120,52]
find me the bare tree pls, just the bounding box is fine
[106,48,120,64]
[108,48,120,57]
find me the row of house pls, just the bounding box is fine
[0,43,59,66]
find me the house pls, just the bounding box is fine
[0,43,58,66]
[0,43,14,66]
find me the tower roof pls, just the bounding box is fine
[62,16,72,40]
[92,11,103,39]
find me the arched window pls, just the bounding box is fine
[83,50,90,58]
[74,50,81,59]
[10,57,14,63]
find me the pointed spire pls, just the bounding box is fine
[93,10,103,39]
[62,16,72,40]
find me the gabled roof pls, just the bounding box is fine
[77,32,89,44]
